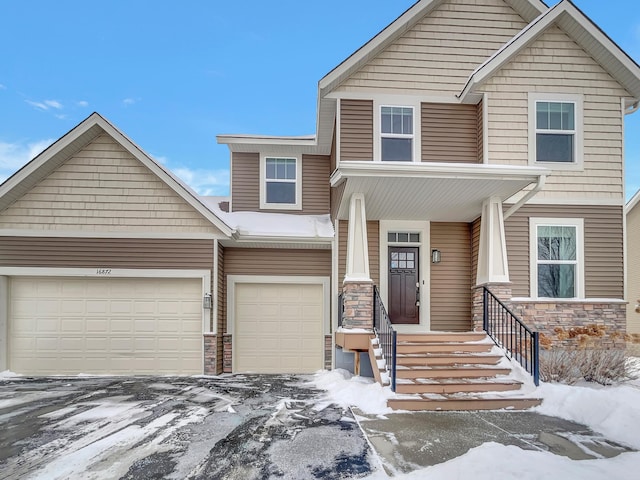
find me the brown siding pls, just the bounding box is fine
[340,99,373,161]
[471,217,481,286]
[430,223,473,331]
[217,243,225,373]
[230,152,260,212]
[0,237,214,269]
[337,220,379,288]
[330,183,346,223]
[505,205,624,298]
[301,154,330,214]
[224,248,331,277]
[477,100,484,163]
[421,103,479,163]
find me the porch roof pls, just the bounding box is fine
[330,162,548,222]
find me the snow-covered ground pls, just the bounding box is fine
[312,358,640,479]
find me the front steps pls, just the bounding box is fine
[371,332,541,411]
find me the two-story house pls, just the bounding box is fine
[0,0,638,400]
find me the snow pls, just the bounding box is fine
[312,369,394,415]
[0,370,23,379]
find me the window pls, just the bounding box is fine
[387,232,420,243]
[530,218,584,299]
[260,156,301,210]
[528,93,583,168]
[381,106,413,161]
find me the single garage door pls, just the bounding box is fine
[234,283,324,373]
[9,276,203,375]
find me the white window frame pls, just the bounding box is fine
[528,92,583,170]
[373,99,420,163]
[259,155,302,210]
[529,217,585,300]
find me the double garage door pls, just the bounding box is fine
[8,276,203,375]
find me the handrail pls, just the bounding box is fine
[373,286,397,391]
[483,287,540,386]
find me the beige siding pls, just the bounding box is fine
[331,183,346,223]
[471,216,481,285]
[483,26,628,201]
[505,205,624,299]
[421,103,480,163]
[337,0,527,94]
[340,99,374,161]
[0,237,214,269]
[477,99,484,163]
[430,223,472,331]
[225,248,331,277]
[627,204,640,334]
[217,243,225,372]
[0,134,218,234]
[337,220,380,288]
[230,153,330,214]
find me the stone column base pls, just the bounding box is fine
[203,333,218,375]
[471,283,512,332]
[342,281,374,330]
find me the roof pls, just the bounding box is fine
[628,189,640,214]
[459,0,640,102]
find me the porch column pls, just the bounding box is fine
[342,193,374,330]
[0,277,7,371]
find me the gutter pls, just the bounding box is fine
[625,100,640,115]
[503,174,547,220]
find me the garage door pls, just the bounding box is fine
[9,276,203,375]
[234,283,324,373]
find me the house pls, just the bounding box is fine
[628,189,640,341]
[1,0,639,393]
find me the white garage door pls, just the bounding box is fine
[9,276,203,375]
[234,283,324,373]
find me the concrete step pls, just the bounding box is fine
[396,342,493,354]
[396,353,503,366]
[395,378,523,395]
[396,332,487,343]
[395,365,510,379]
[388,396,542,411]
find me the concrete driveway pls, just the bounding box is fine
[0,375,373,480]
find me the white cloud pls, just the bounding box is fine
[77,100,89,108]
[0,139,54,181]
[122,98,139,106]
[26,99,63,111]
[172,166,230,196]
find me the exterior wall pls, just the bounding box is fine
[339,99,374,161]
[330,183,346,222]
[0,134,218,235]
[430,222,472,331]
[421,103,480,163]
[217,243,225,373]
[224,248,331,277]
[471,217,481,285]
[628,203,640,335]
[483,26,628,201]
[504,204,624,299]
[230,152,330,214]
[477,99,484,163]
[336,0,528,95]
[338,220,380,289]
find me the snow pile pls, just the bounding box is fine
[312,369,394,415]
[0,370,23,379]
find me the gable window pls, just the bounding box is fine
[260,156,301,210]
[381,106,413,161]
[528,93,583,169]
[530,218,584,299]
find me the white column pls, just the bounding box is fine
[476,197,510,285]
[0,276,7,371]
[345,193,371,283]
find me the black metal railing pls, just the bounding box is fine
[337,293,344,328]
[373,286,397,391]
[483,287,539,386]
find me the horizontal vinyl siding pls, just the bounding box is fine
[483,26,627,201]
[218,244,225,372]
[628,206,640,333]
[230,152,260,212]
[340,99,373,161]
[471,217,481,285]
[430,223,472,331]
[224,248,331,277]
[0,237,214,269]
[337,220,380,288]
[331,183,346,223]
[421,103,479,163]
[505,204,624,299]
[477,100,484,163]
[337,0,527,94]
[301,155,330,214]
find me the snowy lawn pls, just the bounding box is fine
[312,359,640,479]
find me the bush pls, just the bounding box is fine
[539,349,580,384]
[539,348,634,385]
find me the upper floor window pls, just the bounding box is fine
[528,93,583,169]
[260,156,301,210]
[381,106,413,161]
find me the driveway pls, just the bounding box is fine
[0,375,373,480]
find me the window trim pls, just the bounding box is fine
[259,155,302,210]
[529,217,585,300]
[373,100,420,163]
[528,92,583,170]
[379,105,415,162]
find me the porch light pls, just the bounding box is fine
[431,249,441,264]
[203,293,213,309]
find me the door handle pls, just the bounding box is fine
[415,283,420,307]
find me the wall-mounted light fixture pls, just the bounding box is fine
[203,293,213,309]
[431,249,441,264]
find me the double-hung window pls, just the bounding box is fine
[381,106,413,161]
[261,156,301,209]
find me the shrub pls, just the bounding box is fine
[539,349,579,384]
[574,349,631,385]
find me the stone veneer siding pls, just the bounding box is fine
[342,282,374,330]
[324,335,333,370]
[203,334,218,375]
[223,334,233,373]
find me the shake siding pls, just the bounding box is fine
[628,204,640,334]
[0,135,218,234]
[421,103,479,163]
[230,153,330,214]
[504,205,624,299]
[430,223,472,331]
[224,248,331,277]
[0,237,214,269]
[336,0,527,94]
[339,99,373,160]
[337,220,380,288]
[483,26,628,201]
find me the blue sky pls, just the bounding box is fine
[1,0,639,200]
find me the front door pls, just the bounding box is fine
[388,246,419,324]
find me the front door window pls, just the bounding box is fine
[388,246,419,324]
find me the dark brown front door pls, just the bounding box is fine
[388,246,419,324]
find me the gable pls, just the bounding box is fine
[0,134,222,235]
[335,0,529,95]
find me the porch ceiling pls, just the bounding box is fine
[331,162,549,222]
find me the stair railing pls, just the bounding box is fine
[373,286,397,391]
[483,287,540,386]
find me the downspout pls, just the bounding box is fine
[503,175,547,220]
